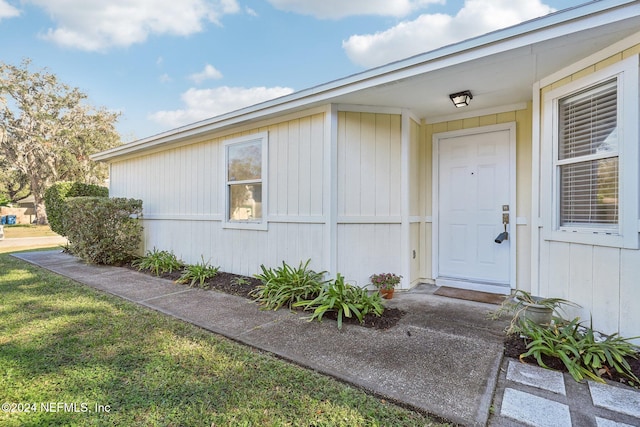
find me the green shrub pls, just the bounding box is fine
[490,289,579,334]
[133,248,184,276]
[177,257,220,288]
[45,181,108,235]
[294,274,385,329]
[63,197,142,265]
[520,317,640,385]
[251,260,327,310]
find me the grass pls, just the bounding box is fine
[2,225,59,239]
[0,254,446,426]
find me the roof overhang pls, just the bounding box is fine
[92,0,640,162]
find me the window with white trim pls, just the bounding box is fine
[557,79,618,231]
[224,132,268,229]
[544,55,639,249]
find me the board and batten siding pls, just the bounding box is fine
[109,111,327,277]
[536,45,640,341]
[335,111,404,287]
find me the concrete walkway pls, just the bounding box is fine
[11,250,640,427]
[491,359,640,427]
[0,235,67,249]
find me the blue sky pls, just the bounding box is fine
[0,0,588,142]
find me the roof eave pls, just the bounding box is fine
[91,0,639,162]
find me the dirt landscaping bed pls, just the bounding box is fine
[126,264,405,330]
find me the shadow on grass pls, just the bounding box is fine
[0,255,437,426]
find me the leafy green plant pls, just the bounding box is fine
[293,274,384,329]
[176,257,220,288]
[519,317,640,385]
[490,289,578,334]
[370,273,402,290]
[132,248,184,276]
[251,260,327,310]
[44,181,109,236]
[63,197,142,265]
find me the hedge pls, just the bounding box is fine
[44,181,108,236]
[63,197,143,265]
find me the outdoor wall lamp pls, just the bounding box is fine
[449,90,473,107]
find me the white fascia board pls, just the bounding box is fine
[91,0,639,162]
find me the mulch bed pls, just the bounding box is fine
[125,264,404,330]
[504,333,640,388]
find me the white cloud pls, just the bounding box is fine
[159,73,172,83]
[189,64,224,84]
[149,86,295,129]
[267,0,443,19]
[343,0,555,68]
[25,0,241,51]
[0,0,20,20]
[245,6,258,17]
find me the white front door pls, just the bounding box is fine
[435,125,514,292]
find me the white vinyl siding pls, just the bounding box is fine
[336,111,404,288]
[108,110,327,276]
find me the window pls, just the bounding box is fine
[224,132,268,229]
[543,55,639,248]
[557,79,618,231]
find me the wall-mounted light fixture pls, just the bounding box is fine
[449,90,473,108]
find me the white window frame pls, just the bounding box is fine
[222,132,268,231]
[542,56,639,249]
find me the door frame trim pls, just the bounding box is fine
[431,122,517,291]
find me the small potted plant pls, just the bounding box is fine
[370,273,402,299]
[490,289,579,334]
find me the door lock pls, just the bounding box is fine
[496,205,509,244]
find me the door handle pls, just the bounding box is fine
[495,205,509,243]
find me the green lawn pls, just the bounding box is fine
[0,254,446,426]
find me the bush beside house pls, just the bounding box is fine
[63,197,143,265]
[44,181,108,235]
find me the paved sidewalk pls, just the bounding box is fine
[0,235,67,249]
[11,250,640,427]
[490,359,640,426]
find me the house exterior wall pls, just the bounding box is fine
[109,109,328,276]
[421,105,533,289]
[335,111,404,287]
[536,44,640,340]
[108,107,414,287]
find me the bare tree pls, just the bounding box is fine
[0,59,121,224]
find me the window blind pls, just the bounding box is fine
[558,79,619,228]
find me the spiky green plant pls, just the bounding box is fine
[520,317,639,386]
[177,257,220,288]
[251,260,327,310]
[132,248,184,276]
[293,274,384,329]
